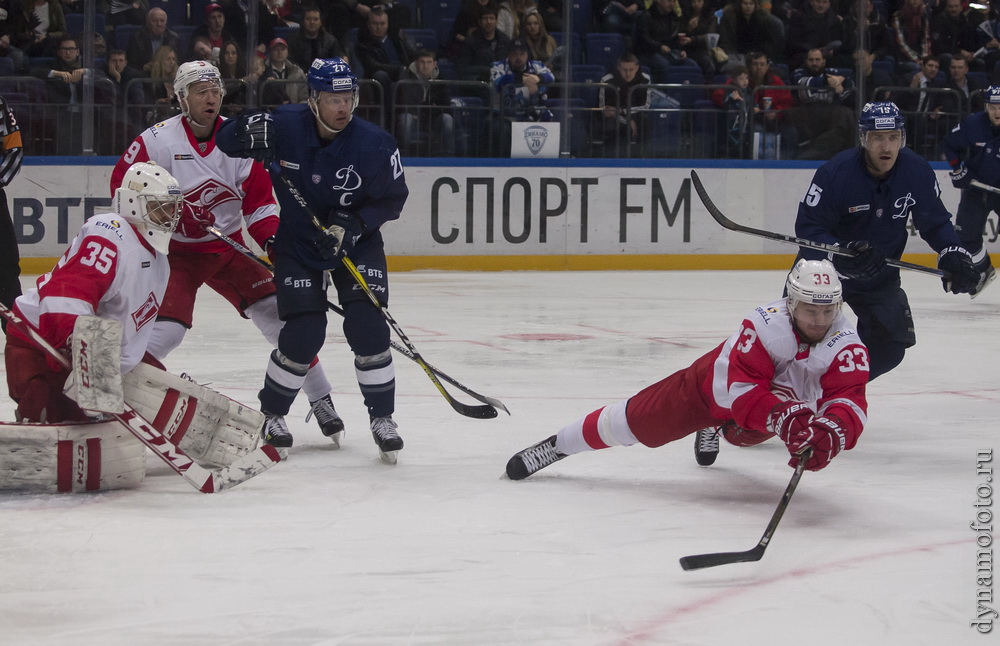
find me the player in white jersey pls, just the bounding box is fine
[506,260,870,480]
[5,162,182,423]
[109,61,344,448]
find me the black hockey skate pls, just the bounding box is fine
[505,435,566,480]
[972,256,996,298]
[262,414,293,449]
[307,394,345,448]
[694,427,720,466]
[371,416,403,465]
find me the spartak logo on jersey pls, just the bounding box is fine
[132,292,160,331]
[177,179,240,238]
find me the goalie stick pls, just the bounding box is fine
[0,303,281,493]
[689,170,944,277]
[270,170,504,420]
[679,450,809,571]
[204,225,508,416]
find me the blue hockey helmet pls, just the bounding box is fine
[986,86,1000,105]
[858,101,905,132]
[307,57,358,96]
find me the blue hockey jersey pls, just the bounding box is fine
[940,111,1000,186]
[795,147,962,290]
[217,105,408,270]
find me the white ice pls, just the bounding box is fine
[1,269,997,646]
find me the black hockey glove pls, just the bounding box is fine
[938,246,978,294]
[949,163,972,190]
[238,111,274,163]
[313,210,364,260]
[831,240,886,281]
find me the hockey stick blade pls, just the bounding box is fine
[0,303,281,493]
[203,226,509,414]
[679,451,809,571]
[689,170,944,277]
[269,172,504,420]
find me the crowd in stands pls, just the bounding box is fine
[0,0,997,158]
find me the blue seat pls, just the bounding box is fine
[584,33,624,69]
[663,66,707,107]
[173,25,196,56]
[403,28,439,54]
[571,64,607,84]
[422,0,462,42]
[65,13,106,37]
[114,24,141,50]
[436,59,457,80]
[647,111,683,158]
[0,57,14,77]
[151,0,191,26]
[550,32,583,66]
[570,0,592,35]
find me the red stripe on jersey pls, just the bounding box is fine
[582,407,610,449]
[86,437,102,491]
[57,440,72,493]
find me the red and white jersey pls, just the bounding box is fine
[706,299,869,449]
[110,115,278,254]
[11,213,170,374]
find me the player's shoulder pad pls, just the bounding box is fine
[820,326,863,352]
[81,212,129,244]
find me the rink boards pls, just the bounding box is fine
[11,158,996,272]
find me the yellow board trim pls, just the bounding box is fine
[21,254,951,274]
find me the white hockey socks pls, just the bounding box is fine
[555,401,638,456]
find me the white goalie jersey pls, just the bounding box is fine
[109,115,279,254]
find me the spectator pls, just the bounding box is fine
[144,44,180,124]
[973,8,1000,77]
[108,0,148,27]
[31,36,91,153]
[356,6,416,111]
[931,0,981,71]
[520,10,557,63]
[785,0,845,71]
[711,64,752,156]
[11,0,67,57]
[635,0,697,82]
[457,4,514,81]
[932,55,985,117]
[681,0,721,77]
[537,0,564,33]
[0,0,27,73]
[445,0,494,59]
[717,0,783,71]
[126,7,181,76]
[892,0,933,76]
[904,55,943,114]
[747,50,797,158]
[596,0,643,47]
[189,35,216,65]
[287,6,344,71]
[788,47,855,159]
[598,52,651,156]
[322,0,411,47]
[491,38,554,123]
[853,47,894,104]
[263,37,308,104]
[192,3,237,55]
[498,0,539,39]
[841,0,890,65]
[395,50,455,156]
[216,39,247,113]
[97,48,145,143]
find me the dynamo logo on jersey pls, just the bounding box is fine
[523,125,550,155]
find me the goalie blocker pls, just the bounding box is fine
[0,421,145,493]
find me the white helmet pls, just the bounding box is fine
[174,60,226,123]
[786,259,843,314]
[114,162,183,255]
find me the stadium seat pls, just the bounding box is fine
[662,66,708,107]
[65,13,106,38]
[570,0,592,35]
[422,0,462,43]
[151,0,191,26]
[584,33,624,69]
[550,32,583,66]
[0,57,14,77]
[403,28,439,54]
[113,24,140,50]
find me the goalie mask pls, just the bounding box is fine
[786,259,843,343]
[114,162,183,255]
[174,60,226,126]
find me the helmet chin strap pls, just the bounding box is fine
[308,97,350,135]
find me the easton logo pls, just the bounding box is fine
[177,179,240,238]
[132,292,160,331]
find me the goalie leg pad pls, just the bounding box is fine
[64,316,124,415]
[122,363,264,468]
[0,421,145,493]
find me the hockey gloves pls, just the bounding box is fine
[768,401,846,471]
[313,210,363,260]
[938,246,979,294]
[238,111,274,163]
[832,240,885,281]
[949,163,972,190]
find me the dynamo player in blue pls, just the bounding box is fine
[941,85,1000,295]
[216,58,409,464]
[794,102,979,381]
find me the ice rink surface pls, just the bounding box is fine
[1,269,997,646]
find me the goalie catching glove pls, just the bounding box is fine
[767,401,846,471]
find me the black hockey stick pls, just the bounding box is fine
[0,303,282,493]
[689,170,944,277]
[270,171,503,419]
[679,450,810,571]
[204,225,509,415]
